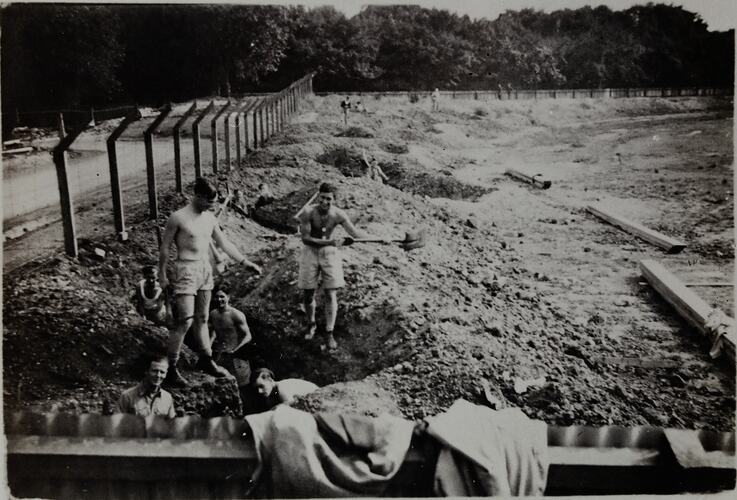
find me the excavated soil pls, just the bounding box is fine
[3,94,734,432]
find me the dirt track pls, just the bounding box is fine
[3,94,734,431]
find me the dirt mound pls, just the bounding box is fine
[380,160,492,200]
[335,126,374,138]
[380,142,409,154]
[316,146,367,177]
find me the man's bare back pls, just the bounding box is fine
[170,205,218,261]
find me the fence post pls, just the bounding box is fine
[90,107,96,127]
[192,101,215,178]
[106,109,141,241]
[234,107,242,168]
[15,108,20,127]
[211,101,232,174]
[144,103,172,221]
[173,101,197,193]
[58,113,66,140]
[52,126,88,257]
[253,101,260,149]
[224,108,233,171]
[258,101,268,146]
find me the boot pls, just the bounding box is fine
[164,363,189,388]
[197,355,230,378]
[326,332,338,350]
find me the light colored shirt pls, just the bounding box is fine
[116,382,176,418]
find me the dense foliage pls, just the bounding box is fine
[2,3,733,111]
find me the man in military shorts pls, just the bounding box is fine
[298,182,373,350]
[159,177,262,386]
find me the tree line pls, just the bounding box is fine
[1,3,733,113]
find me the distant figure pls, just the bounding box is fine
[497,83,503,100]
[368,156,388,183]
[251,368,318,410]
[254,183,275,210]
[209,288,253,388]
[355,100,367,113]
[340,96,352,125]
[134,265,169,326]
[506,82,513,99]
[116,356,176,418]
[431,88,440,111]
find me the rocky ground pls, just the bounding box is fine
[3,94,734,431]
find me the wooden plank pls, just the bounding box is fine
[588,204,686,253]
[504,168,551,189]
[640,259,736,364]
[685,282,733,287]
[3,139,22,147]
[591,356,679,369]
[2,146,33,155]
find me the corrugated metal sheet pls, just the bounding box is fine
[5,411,736,498]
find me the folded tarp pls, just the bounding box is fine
[245,405,414,497]
[425,399,549,496]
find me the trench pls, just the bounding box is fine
[316,146,493,200]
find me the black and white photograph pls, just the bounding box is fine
[2,0,735,497]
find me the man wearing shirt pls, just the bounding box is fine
[116,356,176,418]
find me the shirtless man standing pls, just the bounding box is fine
[159,177,262,386]
[209,288,253,387]
[298,182,370,350]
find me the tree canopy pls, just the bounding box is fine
[1,2,732,112]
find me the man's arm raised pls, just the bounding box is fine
[212,224,262,274]
[158,215,178,290]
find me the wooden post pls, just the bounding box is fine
[172,102,197,193]
[52,127,88,257]
[259,104,265,146]
[234,109,242,168]
[640,259,736,364]
[192,101,215,178]
[106,110,141,241]
[253,101,259,149]
[224,109,233,171]
[241,98,260,153]
[210,101,232,174]
[57,113,66,140]
[90,107,96,126]
[143,103,172,221]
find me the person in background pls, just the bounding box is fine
[134,265,169,326]
[251,367,318,410]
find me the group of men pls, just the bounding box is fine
[122,177,364,417]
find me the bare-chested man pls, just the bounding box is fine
[298,182,371,350]
[209,288,252,388]
[159,177,262,387]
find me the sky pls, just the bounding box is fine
[252,0,737,31]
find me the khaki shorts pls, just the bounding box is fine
[213,352,251,387]
[298,245,344,290]
[172,259,214,296]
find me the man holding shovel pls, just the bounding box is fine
[297,182,371,350]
